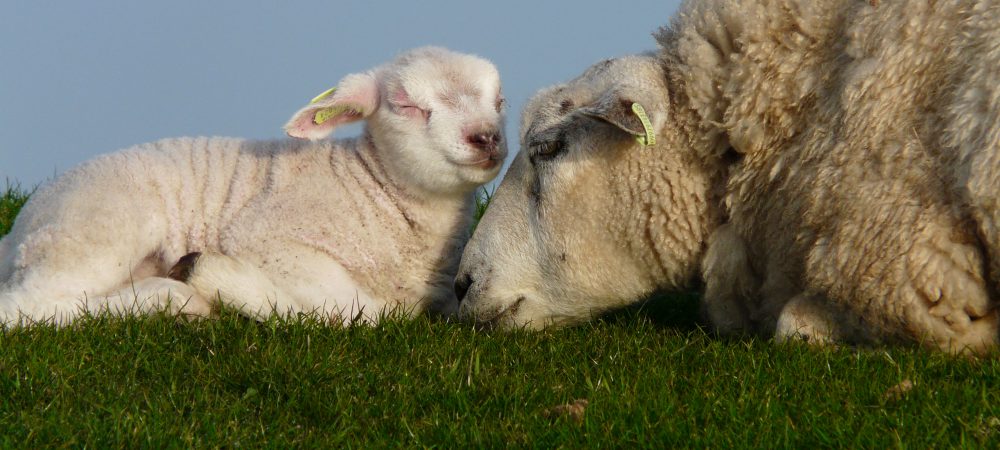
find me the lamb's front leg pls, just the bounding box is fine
[170,252,385,324]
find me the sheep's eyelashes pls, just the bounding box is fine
[532,140,565,162]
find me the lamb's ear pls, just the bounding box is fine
[284,72,379,140]
[578,91,658,146]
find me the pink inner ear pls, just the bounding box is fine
[285,73,380,140]
[286,104,366,139]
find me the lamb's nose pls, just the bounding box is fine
[454,272,474,304]
[467,130,502,153]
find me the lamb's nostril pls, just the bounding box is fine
[467,131,501,152]
[454,272,473,303]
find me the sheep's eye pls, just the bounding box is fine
[495,96,505,113]
[532,139,565,162]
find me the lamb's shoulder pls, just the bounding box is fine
[216,138,427,298]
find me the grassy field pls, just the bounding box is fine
[1,185,999,447]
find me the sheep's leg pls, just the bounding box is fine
[774,293,845,345]
[173,252,386,324]
[886,230,997,353]
[964,155,1000,297]
[701,224,758,334]
[808,207,999,353]
[950,145,1000,347]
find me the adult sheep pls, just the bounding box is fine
[456,0,1000,353]
[0,46,507,326]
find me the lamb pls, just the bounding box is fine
[455,0,1000,353]
[0,46,507,326]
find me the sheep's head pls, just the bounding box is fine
[456,55,722,329]
[285,46,507,195]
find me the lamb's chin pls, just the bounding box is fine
[462,165,502,185]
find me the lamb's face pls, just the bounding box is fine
[371,47,507,195]
[284,47,506,196]
[456,55,710,329]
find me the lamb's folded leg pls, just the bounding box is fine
[0,239,190,326]
[0,275,213,326]
[172,252,386,324]
[101,277,214,320]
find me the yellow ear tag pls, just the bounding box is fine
[631,102,656,146]
[310,86,337,104]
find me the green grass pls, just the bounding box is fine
[2,185,999,447]
[0,181,31,236]
[471,186,494,232]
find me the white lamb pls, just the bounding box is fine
[0,46,507,326]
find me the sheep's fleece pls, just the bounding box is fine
[457,0,1000,352]
[0,46,507,326]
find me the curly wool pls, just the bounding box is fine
[660,0,1000,351]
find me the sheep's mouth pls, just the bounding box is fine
[474,296,526,330]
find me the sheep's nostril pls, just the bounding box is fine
[454,272,473,303]
[467,131,501,153]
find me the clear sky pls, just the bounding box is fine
[1,0,682,188]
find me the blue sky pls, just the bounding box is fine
[1,1,682,187]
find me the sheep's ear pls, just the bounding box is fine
[578,92,658,146]
[284,73,379,140]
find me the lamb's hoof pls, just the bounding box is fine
[168,252,202,282]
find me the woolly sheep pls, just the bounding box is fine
[0,46,507,326]
[456,0,1000,353]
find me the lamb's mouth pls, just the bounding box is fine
[474,296,526,330]
[456,157,501,170]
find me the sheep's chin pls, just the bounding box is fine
[460,292,577,330]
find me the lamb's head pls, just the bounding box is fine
[285,46,507,195]
[456,54,724,329]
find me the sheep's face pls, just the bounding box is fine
[285,47,506,195]
[456,55,714,329]
[371,48,507,195]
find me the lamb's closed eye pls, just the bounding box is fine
[390,90,431,121]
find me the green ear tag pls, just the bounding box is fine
[310,86,337,104]
[313,105,364,125]
[631,102,656,146]
[313,107,337,125]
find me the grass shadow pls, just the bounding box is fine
[597,289,703,330]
